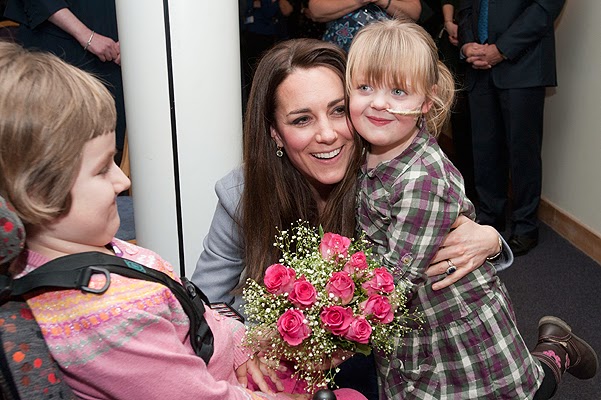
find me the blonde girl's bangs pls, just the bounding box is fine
[347,20,438,95]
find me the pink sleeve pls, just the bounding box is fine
[208,308,251,370]
[230,317,252,370]
[64,309,287,400]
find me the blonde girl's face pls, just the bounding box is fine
[42,131,130,253]
[349,75,431,167]
[270,66,355,198]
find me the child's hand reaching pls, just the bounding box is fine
[236,356,285,393]
[236,357,314,399]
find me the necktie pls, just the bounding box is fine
[478,0,489,43]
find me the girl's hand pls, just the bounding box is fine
[236,356,286,393]
[426,215,501,290]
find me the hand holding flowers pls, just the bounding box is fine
[243,222,416,391]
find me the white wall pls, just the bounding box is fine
[116,0,242,277]
[542,0,601,236]
[115,0,601,277]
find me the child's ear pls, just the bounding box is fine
[270,126,284,148]
[421,85,437,113]
[422,99,434,114]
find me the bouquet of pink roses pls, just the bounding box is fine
[243,221,416,391]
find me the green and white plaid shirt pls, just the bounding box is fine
[357,127,544,399]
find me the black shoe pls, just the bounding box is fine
[508,234,538,256]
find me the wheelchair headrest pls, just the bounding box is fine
[0,195,25,265]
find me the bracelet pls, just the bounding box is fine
[486,235,503,261]
[83,31,95,51]
[383,0,391,11]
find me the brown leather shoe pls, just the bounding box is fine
[537,316,598,380]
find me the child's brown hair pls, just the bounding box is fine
[0,41,117,225]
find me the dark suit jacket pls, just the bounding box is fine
[457,0,565,89]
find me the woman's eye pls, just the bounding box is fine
[291,116,310,125]
[392,88,406,96]
[332,105,346,116]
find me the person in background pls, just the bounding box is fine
[346,18,597,399]
[438,0,476,201]
[192,38,511,400]
[285,0,326,39]
[418,0,477,201]
[0,40,369,400]
[240,0,291,112]
[457,0,566,255]
[308,0,421,52]
[4,0,127,162]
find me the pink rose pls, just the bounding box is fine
[288,276,317,308]
[344,316,372,344]
[361,267,395,296]
[264,263,296,295]
[320,305,354,336]
[320,233,352,261]
[360,294,394,324]
[277,309,311,346]
[325,271,356,305]
[343,251,369,277]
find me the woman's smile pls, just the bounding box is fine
[312,146,343,160]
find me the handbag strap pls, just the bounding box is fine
[0,251,214,364]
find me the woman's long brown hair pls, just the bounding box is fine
[239,39,363,290]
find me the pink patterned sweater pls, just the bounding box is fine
[16,239,295,400]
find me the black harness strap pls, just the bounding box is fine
[0,251,214,364]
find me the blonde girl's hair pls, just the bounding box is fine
[0,41,116,225]
[346,19,455,136]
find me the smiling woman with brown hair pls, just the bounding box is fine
[192,37,510,399]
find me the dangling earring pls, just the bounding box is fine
[416,114,425,130]
[276,146,284,158]
[416,101,426,128]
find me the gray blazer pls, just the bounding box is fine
[192,167,247,314]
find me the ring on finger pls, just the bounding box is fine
[446,259,457,275]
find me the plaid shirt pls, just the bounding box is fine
[357,127,544,399]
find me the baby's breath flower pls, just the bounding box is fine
[242,221,416,392]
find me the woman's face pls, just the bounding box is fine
[270,66,355,198]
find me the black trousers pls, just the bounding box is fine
[333,352,379,400]
[533,362,558,399]
[468,70,545,237]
